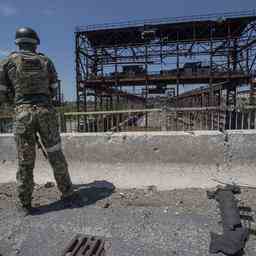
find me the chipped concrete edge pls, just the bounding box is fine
[0,131,256,189]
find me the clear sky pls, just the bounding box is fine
[0,0,255,101]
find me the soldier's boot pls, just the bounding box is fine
[16,161,35,216]
[16,201,33,217]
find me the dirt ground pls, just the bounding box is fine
[0,181,256,217]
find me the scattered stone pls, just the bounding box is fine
[15,249,20,254]
[119,192,126,198]
[146,185,157,193]
[176,200,183,206]
[34,184,41,191]
[103,202,111,208]
[5,184,12,190]
[133,195,139,200]
[44,182,55,189]
[0,192,12,198]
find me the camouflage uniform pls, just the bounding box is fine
[0,50,73,207]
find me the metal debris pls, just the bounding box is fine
[207,185,249,255]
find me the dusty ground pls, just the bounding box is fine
[0,181,256,214]
[0,181,256,255]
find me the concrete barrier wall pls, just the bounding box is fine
[0,131,256,190]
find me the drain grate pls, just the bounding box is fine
[62,234,108,256]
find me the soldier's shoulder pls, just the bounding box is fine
[3,52,21,65]
[0,52,17,67]
[38,52,46,57]
[38,52,51,60]
[38,52,53,62]
[8,51,20,58]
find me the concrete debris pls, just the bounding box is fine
[44,182,55,189]
[176,200,183,206]
[146,185,157,193]
[163,207,168,213]
[119,192,125,198]
[103,202,111,208]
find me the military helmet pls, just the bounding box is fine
[15,27,40,45]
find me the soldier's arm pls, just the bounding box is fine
[47,58,59,98]
[0,58,13,105]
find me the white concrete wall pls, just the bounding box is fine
[0,130,256,190]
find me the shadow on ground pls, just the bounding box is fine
[30,180,115,215]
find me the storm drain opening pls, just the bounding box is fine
[62,234,109,256]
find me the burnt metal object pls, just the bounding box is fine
[62,234,107,256]
[207,185,249,255]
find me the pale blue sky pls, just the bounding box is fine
[0,0,255,100]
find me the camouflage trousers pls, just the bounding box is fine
[14,104,73,207]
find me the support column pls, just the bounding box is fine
[209,26,214,106]
[145,43,149,128]
[114,46,120,110]
[176,32,180,108]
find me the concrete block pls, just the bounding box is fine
[62,131,225,165]
[0,134,16,161]
[226,130,256,163]
[0,131,255,190]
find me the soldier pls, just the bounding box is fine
[0,27,82,215]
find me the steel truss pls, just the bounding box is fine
[75,10,256,112]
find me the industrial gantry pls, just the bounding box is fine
[75,10,256,112]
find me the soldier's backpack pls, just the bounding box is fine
[11,52,51,99]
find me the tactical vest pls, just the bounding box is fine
[10,52,51,103]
